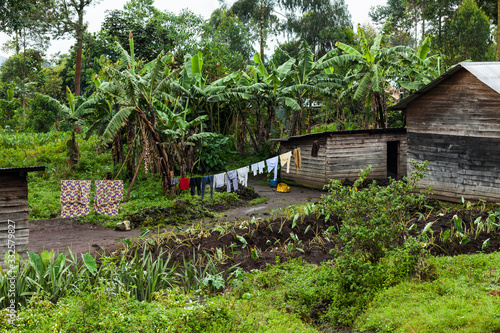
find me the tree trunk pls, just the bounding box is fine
[137,111,172,193]
[371,91,387,129]
[239,108,259,153]
[126,119,136,179]
[74,30,83,96]
[260,0,265,62]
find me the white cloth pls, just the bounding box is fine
[251,161,266,176]
[266,156,279,180]
[214,173,226,188]
[226,170,238,192]
[279,151,292,173]
[237,166,249,187]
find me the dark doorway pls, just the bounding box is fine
[387,141,399,178]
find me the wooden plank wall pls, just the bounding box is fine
[408,132,500,202]
[325,132,407,181]
[407,69,500,138]
[0,172,29,258]
[279,137,327,189]
[279,132,407,188]
[406,68,500,202]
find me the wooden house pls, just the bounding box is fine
[0,166,45,257]
[390,62,500,202]
[274,128,407,189]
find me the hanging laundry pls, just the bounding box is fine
[279,151,292,173]
[189,177,202,196]
[266,156,279,180]
[201,175,214,199]
[293,148,302,174]
[94,180,123,216]
[251,161,266,176]
[171,178,180,186]
[179,178,190,190]
[61,180,91,218]
[226,170,238,192]
[237,166,249,187]
[214,173,226,188]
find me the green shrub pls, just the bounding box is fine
[317,162,431,325]
[26,93,63,133]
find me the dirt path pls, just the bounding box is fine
[28,180,325,256]
[214,182,323,222]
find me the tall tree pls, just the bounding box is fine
[102,4,204,62]
[283,0,353,57]
[231,0,279,61]
[442,0,490,65]
[53,0,101,96]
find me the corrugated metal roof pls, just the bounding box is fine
[271,128,406,142]
[0,166,46,173]
[390,62,500,110]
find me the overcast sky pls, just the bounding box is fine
[0,0,387,58]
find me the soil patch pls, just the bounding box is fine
[411,208,500,256]
[28,181,325,259]
[145,214,339,272]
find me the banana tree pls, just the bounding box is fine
[99,36,177,193]
[398,36,443,92]
[155,98,214,177]
[61,87,96,165]
[329,24,413,128]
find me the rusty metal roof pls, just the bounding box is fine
[390,62,500,110]
[271,127,406,142]
[0,166,46,173]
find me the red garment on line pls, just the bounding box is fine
[179,178,190,190]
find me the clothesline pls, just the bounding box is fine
[171,148,302,199]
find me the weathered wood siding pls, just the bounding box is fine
[406,68,500,202]
[325,132,407,181]
[279,137,327,189]
[0,172,29,257]
[407,69,500,137]
[279,131,407,188]
[408,132,500,202]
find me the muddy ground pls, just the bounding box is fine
[28,180,324,257]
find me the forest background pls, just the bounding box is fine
[0,0,498,192]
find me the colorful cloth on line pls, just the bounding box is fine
[179,178,190,190]
[60,180,91,218]
[94,180,123,216]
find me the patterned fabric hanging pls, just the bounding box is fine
[60,180,91,218]
[94,180,124,216]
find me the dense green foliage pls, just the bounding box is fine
[0,1,499,331]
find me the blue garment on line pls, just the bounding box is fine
[201,175,213,199]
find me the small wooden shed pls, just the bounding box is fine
[274,128,407,189]
[390,62,500,202]
[0,166,45,257]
